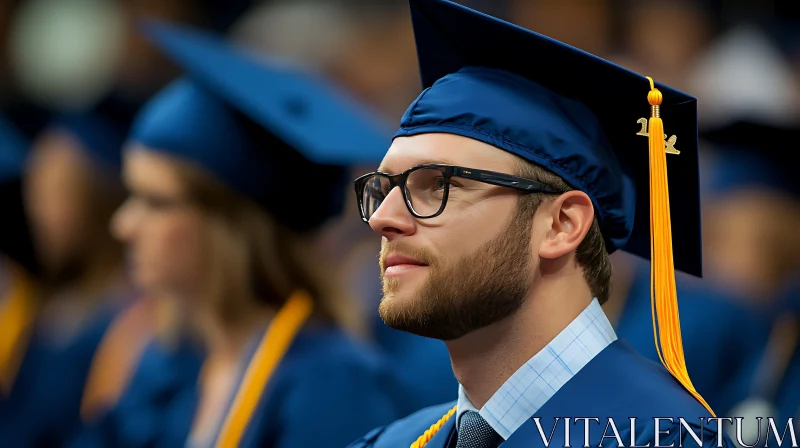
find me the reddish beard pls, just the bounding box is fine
[378,209,533,340]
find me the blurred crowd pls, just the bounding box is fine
[0,0,798,446]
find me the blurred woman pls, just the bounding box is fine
[24,101,130,308]
[71,22,407,448]
[701,121,800,306]
[700,121,800,437]
[0,97,149,447]
[232,0,460,411]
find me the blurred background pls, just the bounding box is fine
[3,0,800,293]
[1,0,799,445]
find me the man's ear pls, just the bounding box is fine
[538,191,595,259]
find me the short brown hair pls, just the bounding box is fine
[173,159,365,336]
[515,159,612,304]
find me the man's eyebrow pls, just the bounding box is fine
[377,159,460,174]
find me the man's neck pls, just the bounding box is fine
[446,278,593,409]
[602,253,637,327]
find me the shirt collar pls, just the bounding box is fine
[455,297,617,439]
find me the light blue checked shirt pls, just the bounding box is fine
[456,297,617,440]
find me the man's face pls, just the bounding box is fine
[369,133,542,340]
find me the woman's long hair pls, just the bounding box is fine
[173,158,365,337]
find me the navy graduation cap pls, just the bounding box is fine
[50,95,140,173]
[0,114,28,182]
[131,21,391,232]
[395,0,712,413]
[700,120,799,199]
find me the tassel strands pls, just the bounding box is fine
[644,76,714,417]
[410,405,457,448]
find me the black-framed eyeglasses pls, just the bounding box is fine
[354,164,562,222]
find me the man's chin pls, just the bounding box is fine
[379,310,466,341]
[378,292,419,325]
[378,294,450,340]
[377,290,411,317]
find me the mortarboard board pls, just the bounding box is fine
[396,0,712,414]
[130,21,392,232]
[700,120,800,199]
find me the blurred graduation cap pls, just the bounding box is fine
[397,0,711,413]
[131,20,392,232]
[687,26,799,127]
[700,120,799,199]
[0,115,39,276]
[0,116,28,182]
[0,101,52,144]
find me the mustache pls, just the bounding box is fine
[379,241,438,272]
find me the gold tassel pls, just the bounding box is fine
[645,76,714,417]
[0,264,38,395]
[410,405,457,448]
[215,291,314,447]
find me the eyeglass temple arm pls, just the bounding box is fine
[451,167,561,193]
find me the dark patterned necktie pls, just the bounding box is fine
[456,411,503,448]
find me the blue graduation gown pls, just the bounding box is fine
[772,281,800,422]
[616,264,771,415]
[742,280,800,423]
[72,325,409,448]
[775,343,800,423]
[0,303,123,447]
[348,340,735,448]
